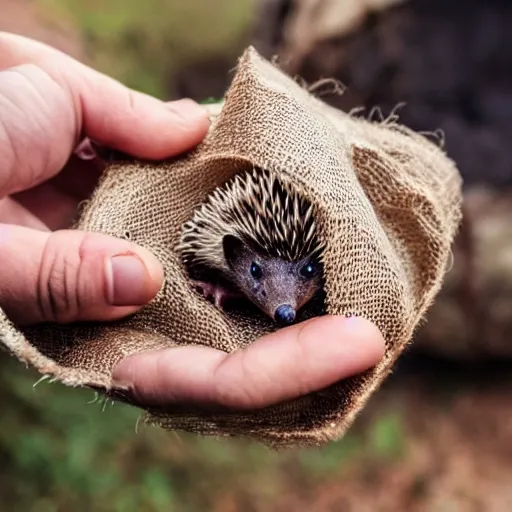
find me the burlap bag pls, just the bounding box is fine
[0,47,461,447]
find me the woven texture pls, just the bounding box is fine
[0,47,462,447]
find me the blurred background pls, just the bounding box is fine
[2,0,512,510]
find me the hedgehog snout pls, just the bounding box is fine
[274,304,296,325]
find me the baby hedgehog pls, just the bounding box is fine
[177,168,324,326]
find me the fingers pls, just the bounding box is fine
[111,315,385,411]
[0,224,164,325]
[0,64,77,196]
[0,32,210,156]
[0,32,210,196]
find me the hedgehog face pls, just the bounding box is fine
[223,234,322,325]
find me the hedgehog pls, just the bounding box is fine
[177,167,325,325]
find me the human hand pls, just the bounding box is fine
[0,32,385,412]
[0,31,209,324]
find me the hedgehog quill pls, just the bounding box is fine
[177,168,325,326]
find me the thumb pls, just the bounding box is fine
[0,224,164,325]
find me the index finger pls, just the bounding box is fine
[0,31,210,160]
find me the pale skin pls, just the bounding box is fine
[0,32,385,412]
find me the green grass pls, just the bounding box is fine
[0,353,407,511]
[368,410,406,459]
[37,0,254,97]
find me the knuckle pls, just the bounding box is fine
[0,65,64,195]
[293,323,318,395]
[126,88,137,114]
[37,232,81,323]
[212,350,267,409]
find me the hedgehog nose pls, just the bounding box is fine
[274,304,296,325]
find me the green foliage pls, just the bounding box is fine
[0,353,408,511]
[296,410,406,482]
[36,0,254,97]
[368,411,406,459]
[200,97,224,104]
[297,434,363,479]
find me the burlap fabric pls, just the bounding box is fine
[0,47,462,447]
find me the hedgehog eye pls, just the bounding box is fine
[300,261,317,279]
[250,262,263,280]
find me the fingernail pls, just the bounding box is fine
[165,98,208,122]
[106,255,152,306]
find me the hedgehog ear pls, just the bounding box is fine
[223,235,247,269]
